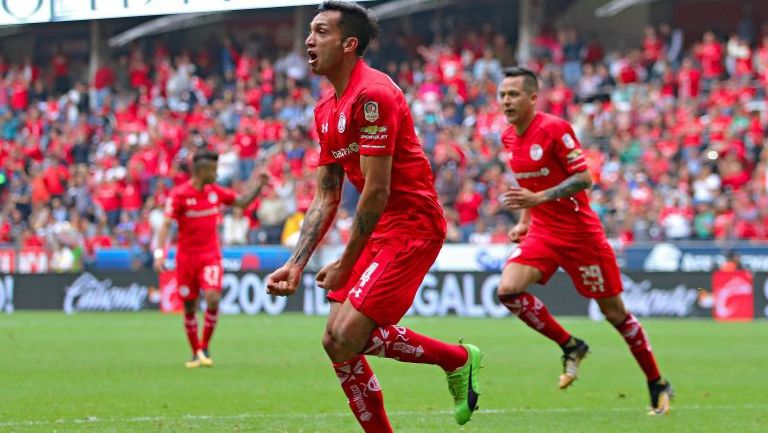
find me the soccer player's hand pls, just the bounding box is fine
[501,187,543,210]
[508,223,529,242]
[315,260,349,292]
[265,263,302,296]
[252,169,271,188]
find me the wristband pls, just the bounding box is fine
[153,248,165,260]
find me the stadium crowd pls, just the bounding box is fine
[2,17,768,271]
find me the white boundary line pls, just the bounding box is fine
[1,404,766,427]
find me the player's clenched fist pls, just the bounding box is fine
[265,263,302,296]
[507,223,529,242]
[315,260,350,292]
[501,187,543,210]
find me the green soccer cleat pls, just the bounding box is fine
[446,343,483,425]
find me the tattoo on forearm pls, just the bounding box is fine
[288,166,343,266]
[543,175,590,201]
[290,207,324,265]
[353,210,382,236]
[321,165,343,191]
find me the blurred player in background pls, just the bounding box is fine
[497,67,673,414]
[155,148,269,368]
[266,2,482,431]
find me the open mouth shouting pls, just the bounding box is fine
[307,49,319,66]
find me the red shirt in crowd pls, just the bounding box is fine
[94,180,121,212]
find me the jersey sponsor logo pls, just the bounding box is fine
[321,122,328,134]
[208,191,218,204]
[360,125,387,134]
[185,208,219,218]
[337,112,347,133]
[566,149,584,164]
[513,167,550,179]
[562,133,577,149]
[363,101,379,122]
[331,142,360,159]
[530,144,543,161]
[360,125,389,140]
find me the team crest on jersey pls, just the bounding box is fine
[337,112,347,133]
[363,101,379,122]
[562,133,576,149]
[530,144,543,161]
[208,191,218,204]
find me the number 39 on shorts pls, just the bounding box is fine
[578,264,605,293]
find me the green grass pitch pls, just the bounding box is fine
[1,312,766,432]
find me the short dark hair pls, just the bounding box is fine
[318,1,379,56]
[192,148,218,169]
[503,66,540,93]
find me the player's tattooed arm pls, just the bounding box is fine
[503,170,592,209]
[540,170,593,202]
[288,164,344,268]
[337,154,392,270]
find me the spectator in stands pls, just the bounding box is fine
[223,206,250,246]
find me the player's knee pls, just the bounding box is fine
[321,330,338,354]
[497,281,526,297]
[183,300,196,315]
[599,304,627,325]
[329,323,365,354]
[498,292,527,315]
[205,296,220,311]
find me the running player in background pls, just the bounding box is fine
[265,2,482,431]
[497,67,673,415]
[154,148,269,368]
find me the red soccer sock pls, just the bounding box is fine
[201,307,219,351]
[613,313,661,382]
[499,293,571,346]
[183,311,200,355]
[363,326,468,372]
[333,355,393,433]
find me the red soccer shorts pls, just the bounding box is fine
[328,236,443,325]
[175,255,223,301]
[506,233,623,299]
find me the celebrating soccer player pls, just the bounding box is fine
[154,148,269,368]
[265,2,482,431]
[496,67,673,415]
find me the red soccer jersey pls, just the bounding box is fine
[164,181,236,260]
[502,112,604,239]
[315,60,446,239]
